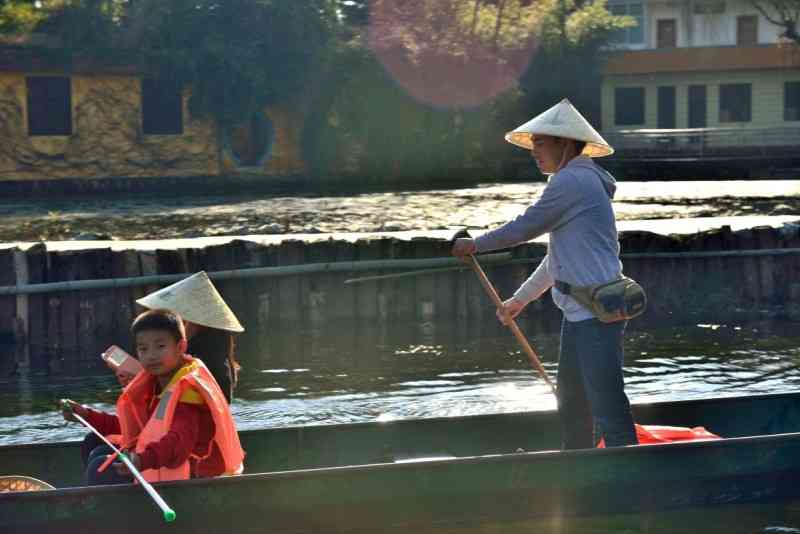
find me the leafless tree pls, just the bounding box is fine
[751,0,800,42]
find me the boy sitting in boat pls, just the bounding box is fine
[61,308,245,485]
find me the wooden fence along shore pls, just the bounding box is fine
[2,222,800,374]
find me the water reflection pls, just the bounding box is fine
[1,318,800,446]
[3,179,800,241]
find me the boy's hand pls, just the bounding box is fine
[115,369,136,387]
[113,451,141,478]
[59,399,89,422]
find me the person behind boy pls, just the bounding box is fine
[136,271,244,404]
[62,309,244,485]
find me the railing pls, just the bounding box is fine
[602,126,800,161]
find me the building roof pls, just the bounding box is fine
[604,44,800,76]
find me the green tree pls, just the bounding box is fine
[128,0,337,124]
[27,0,338,125]
[306,0,632,181]
[0,0,46,34]
[517,0,635,128]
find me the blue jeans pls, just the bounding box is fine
[85,444,131,486]
[557,317,637,449]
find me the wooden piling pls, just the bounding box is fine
[0,248,17,375]
[6,225,800,371]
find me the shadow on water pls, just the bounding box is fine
[2,316,800,446]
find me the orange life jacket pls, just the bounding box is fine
[116,356,245,482]
[597,423,722,448]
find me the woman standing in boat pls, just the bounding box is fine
[136,271,244,404]
[452,99,639,449]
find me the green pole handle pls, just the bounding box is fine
[68,406,177,523]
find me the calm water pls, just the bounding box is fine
[3,179,800,241]
[2,318,800,446]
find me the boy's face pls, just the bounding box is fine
[135,329,187,377]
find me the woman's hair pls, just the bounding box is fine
[224,334,241,388]
[187,326,241,402]
[131,309,186,342]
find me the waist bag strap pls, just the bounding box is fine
[554,280,595,311]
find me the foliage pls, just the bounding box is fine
[303,41,514,180]
[131,0,337,124]
[518,0,635,127]
[33,0,121,54]
[26,0,338,125]
[0,0,46,34]
[304,0,633,180]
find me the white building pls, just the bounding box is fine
[601,0,800,134]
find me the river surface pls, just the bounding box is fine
[2,317,799,446]
[3,179,800,242]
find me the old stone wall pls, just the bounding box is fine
[0,73,277,181]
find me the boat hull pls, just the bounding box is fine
[2,393,800,533]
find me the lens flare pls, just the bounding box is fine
[368,1,539,109]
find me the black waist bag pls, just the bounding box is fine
[556,277,647,323]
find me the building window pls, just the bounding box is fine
[141,78,183,135]
[656,19,677,48]
[615,87,645,126]
[657,86,676,129]
[26,76,72,136]
[693,1,725,14]
[785,82,800,121]
[609,2,644,45]
[688,85,707,128]
[737,15,758,45]
[719,84,751,122]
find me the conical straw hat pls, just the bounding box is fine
[136,272,244,333]
[505,98,614,157]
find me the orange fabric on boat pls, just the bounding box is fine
[597,423,721,448]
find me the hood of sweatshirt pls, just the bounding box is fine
[565,156,617,199]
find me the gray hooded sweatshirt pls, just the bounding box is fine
[474,156,622,322]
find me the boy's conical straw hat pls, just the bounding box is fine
[504,98,614,157]
[136,271,244,333]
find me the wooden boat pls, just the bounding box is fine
[1,392,800,533]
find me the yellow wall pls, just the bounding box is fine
[0,72,308,182]
[218,106,306,176]
[602,68,800,131]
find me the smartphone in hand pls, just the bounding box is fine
[101,345,142,383]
